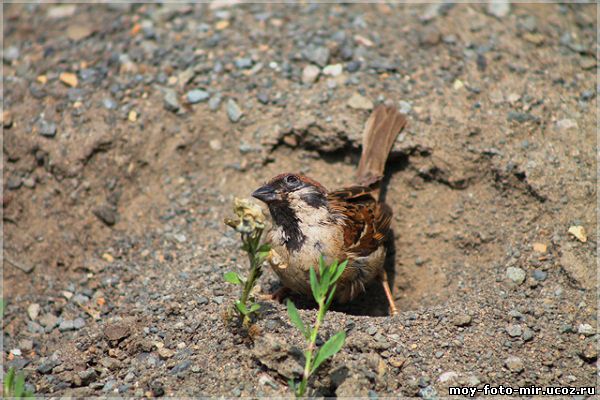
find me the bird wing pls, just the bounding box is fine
[327,186,392,257]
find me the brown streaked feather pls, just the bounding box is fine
[356,105,407,197]
[328,187,391,257]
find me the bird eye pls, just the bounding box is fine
[285,175,299,185]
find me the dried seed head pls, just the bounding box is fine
[224,197,266,233]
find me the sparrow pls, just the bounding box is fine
[252,105,407,315]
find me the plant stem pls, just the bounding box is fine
[297,298,327,396]
[239,231,261,325]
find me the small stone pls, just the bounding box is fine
[39,313,59,329]
[128,110,137,122]
[2,110,13,128]
[234,58,253,69]
[556,119,578,131]
[59,72,78,87]
[67,24,93,41]
[506,324,522,337]
[209,139,222,151]
[256,91,269,104]
[93,205,118,226]
[438,371,458,383]
[419,26,441,46]
[302,46,330,67]
[489,89,504,104]
[346,60,361,73]
[7,175,22,190]
[506,267,526,285]
[532,242,547,253]
[47,5,76,19]
[102,98,117,110]
[302,65,321,84]
[73,317,86,330]
[215,20,229,30]
[487,1,510,18]
[19,339,34,351]
[523,33,545,45]
[399,101,412,114]
[37,119,57,137]
[186,89,210,104]
[522,327,534,341]
[508,111,535,123]
[37,359,59,374]
[158,348,174,360]
[104,323,130,341]
[419,386,438,400]
[347,92,374,110]
[323,64,343,77]
[507,93,521,104]
[171,360,192,374]
[578,323,595,336]
[367,326,378,335]
[4,46,20,63]
[163,88,180,112]
[453,313,472,327]
[505,356,524,373]
[226,99,243,122]
[580,57,597,70]
[568,225,587,242]
[59,320,75,331]
[79,368,97,386]
[208,95,222,111]
[11,348,22,356]
[579,342,598,362]
[532,269,547,281]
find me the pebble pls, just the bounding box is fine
[93,205,118,226]
[163,88,180,112]
[399,101,412,114]
[59,72,78,87]
[19,339,34,351]
[506,324,522,337]
[438,371,458,382]
[453,313,472,327]
[504,356,524,373]
[302,65,320,84]
[59,320,75,331]
[79,368,97,386]
[37,119,57,137]
[508,111,535,123]
[226,99,243,122]
[102,98,117,110]
[186,89,210,104]
[104,323,130,341]
[73,317,86,329]
[4,46,19,63]
[347,92,374,110]
[234,58,253,69]
[506,267,526,285]
[568,225,587,242]
[578,323,595,336]
[302,45,330,67]
[208,94,222,111]
[251,92,267,106]
[579,342,598,362]
[556,119,578,131]
[522,327,534,341]
[37,358,60,374]
[39,313,60,329]
[346,60,361,73]
[158,348,174,360]
[323,64,343,77]
[209,139,222,151]
[532,269,547,281]
[487,1,511,18]
[418,386,438,400]
[171,360,192,374]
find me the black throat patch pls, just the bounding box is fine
[268,201,306,252]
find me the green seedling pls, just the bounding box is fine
[224,198,270,326]
[287,257,348,397]
[3,367,34,398]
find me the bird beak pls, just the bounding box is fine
[252,184,278,203]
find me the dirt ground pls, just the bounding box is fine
[2,2,598,397]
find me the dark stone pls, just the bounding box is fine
[93,205,118,226]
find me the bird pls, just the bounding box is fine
[252,105,407,315]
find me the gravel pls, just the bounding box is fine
[226,99,243,122]
[506,267,526,285]
[186,89,210,104]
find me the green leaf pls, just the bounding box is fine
[318,256,326,274]
[223,271,242,285]
[311,331,346,374]
[5,367,14,396]
[324,285,337,310]
[286,299,308,338]
[257,251,270,261]
[235,301,249,315]
[331,260,348,284]
[309,266,320,302]
[248,303,261,313]
[14,372,25,397]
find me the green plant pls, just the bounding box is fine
[3,367,34,398]
[287,257,348,397]
[224,198,270,326]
